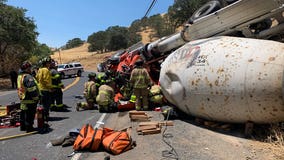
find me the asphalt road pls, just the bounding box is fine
[0,72,107,160]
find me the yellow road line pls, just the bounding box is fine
[0,76,80,141]
[63,77,80,92]
[0,131,37,141]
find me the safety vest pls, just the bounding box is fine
[17,74,39,104]
[51,69,63,88]
[17,74,27,100]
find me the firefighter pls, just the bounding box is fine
[119,81,133,101]
[95,72,107,90]
[129,59,152,111]
[96,80,115,113]
[50,59,65,111]
[149,84,164,107]
[17,61,40,132]
[36,56,52,125]
[76,73,97,111]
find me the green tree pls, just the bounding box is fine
[147,14,175,38]
[128,19,143,46]
[65,38,84,49]
[87,31,108,53]
[31,42,51,64]
[168,0,209,28]
[0,1,38,73]
[108,34,128,51]
[105,26,129,51]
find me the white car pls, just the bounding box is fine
[57,62,84,78]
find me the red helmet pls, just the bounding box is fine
[21,61,32,70]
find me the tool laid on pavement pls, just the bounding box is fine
[0,102,20,129]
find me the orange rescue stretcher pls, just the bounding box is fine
[114,93,135,111]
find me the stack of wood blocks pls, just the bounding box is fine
[137,121,174,135]
[129,111,151,122]
[129,111,174,135]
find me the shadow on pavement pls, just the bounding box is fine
[48,116,69,122]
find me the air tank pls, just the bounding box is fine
[159,36,284,123]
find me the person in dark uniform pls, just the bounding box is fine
[10,68,18,89]
[17,61,40,132]
[50,59,65,111]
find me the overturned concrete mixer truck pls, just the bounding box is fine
[101,0,284,123]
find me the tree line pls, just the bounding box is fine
[0,0,208,75]
[86,0,210,53]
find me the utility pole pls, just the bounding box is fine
[59,49,62,64]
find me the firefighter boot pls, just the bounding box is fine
[20,124,26,131]
[26,125,35,133]
[76,102,81,111]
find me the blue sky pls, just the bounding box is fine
[6,0,174,48]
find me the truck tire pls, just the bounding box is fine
[77,70,82,77]
[188,0,221,24]
[61,73,65,79]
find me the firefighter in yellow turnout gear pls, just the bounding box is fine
[76,73,97,111]
[36,57,52,124]
[96,81,115,113]
[17,61,40,132]
[50,60,65,111]
[149,84,164,107]
[129,59,152,111]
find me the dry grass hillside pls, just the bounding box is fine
[51,28,154,71]
[51,43,114,71]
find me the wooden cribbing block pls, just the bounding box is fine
[130,114,148,119]
[129,111,147,115]
[130,114,150,122]
[136,125,158,132]
[159,121,174,126]
[141,128,161,135]
[139,121,174,127]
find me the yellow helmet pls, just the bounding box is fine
[129,95,136,103]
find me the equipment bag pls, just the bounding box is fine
[102,127,135,155]
[73,123,103,151]
[117,102,135,111]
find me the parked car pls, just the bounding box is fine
[69,62,84,77]
[57,62,84,78]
